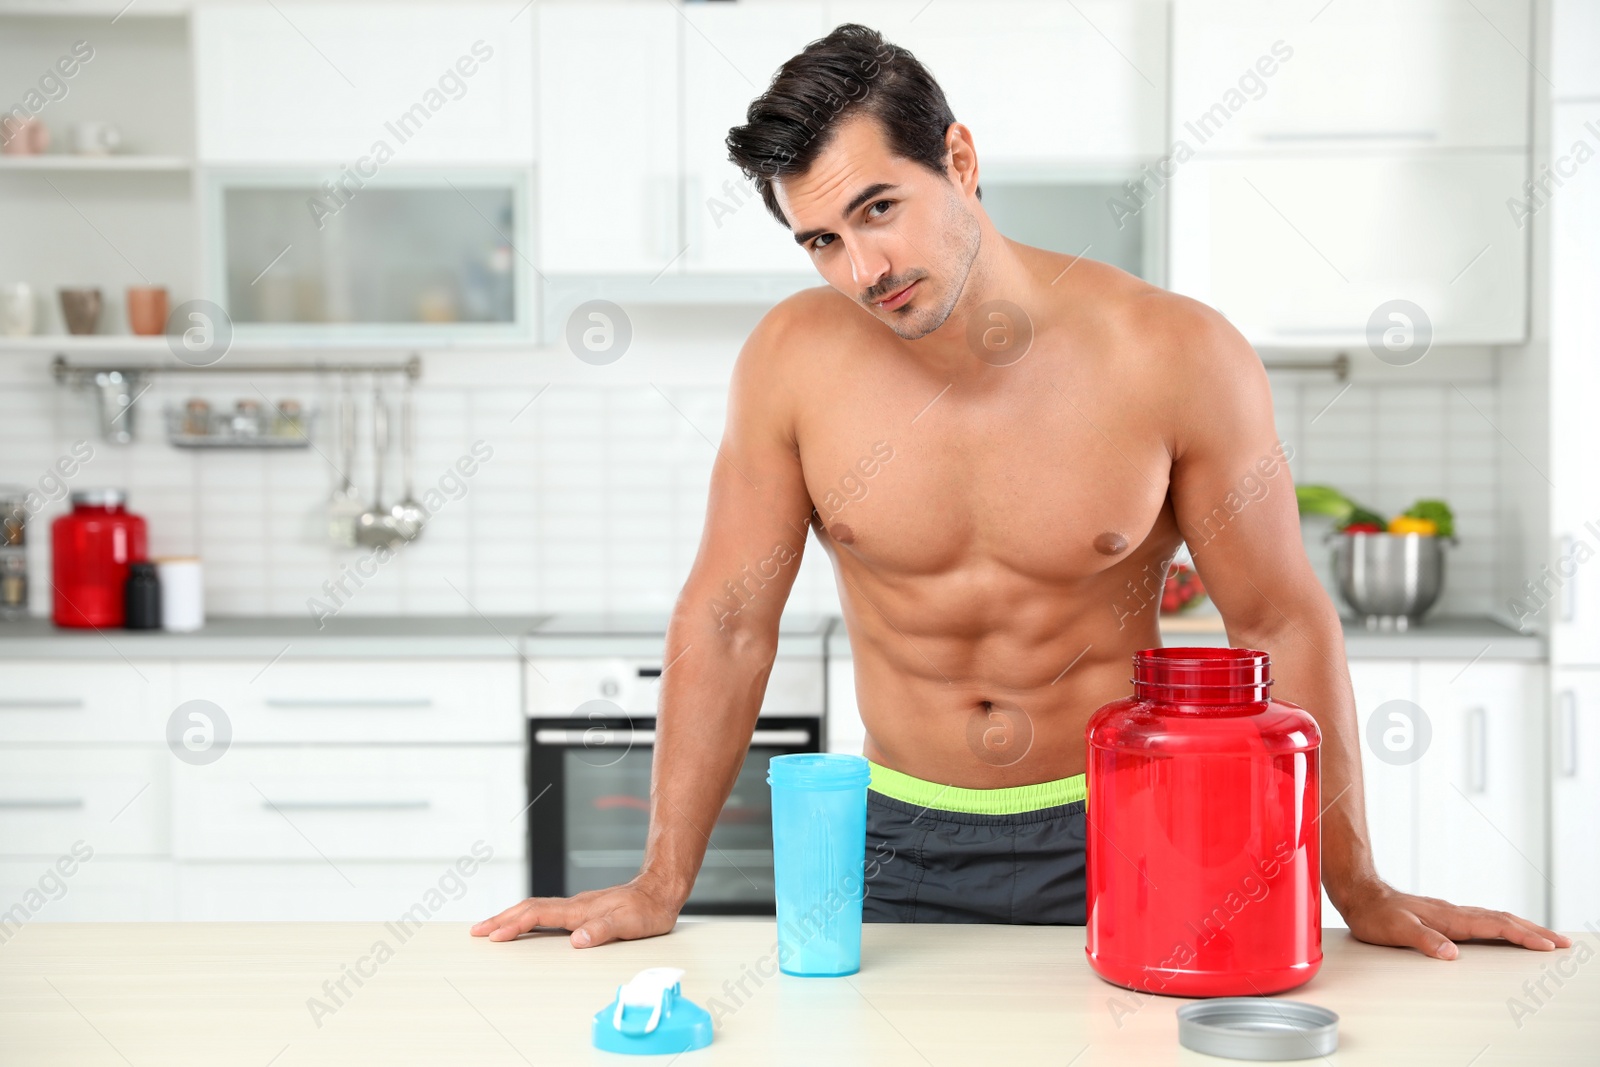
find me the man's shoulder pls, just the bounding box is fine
[1043,254,1254,376]
[752,285,872,350]
[736,285,873,384]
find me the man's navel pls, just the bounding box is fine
[1093,531,1129,556]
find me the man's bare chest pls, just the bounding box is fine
[796,369,1176,584]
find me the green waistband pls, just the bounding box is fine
[867,760,1087,815]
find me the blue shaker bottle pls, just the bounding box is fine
[767,753,871,977]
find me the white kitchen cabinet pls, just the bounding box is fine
[681,2,825,273]
[1548,103,1600,667]
[175,859,524,922]
[1551,669,1600,929]
[1338,659,1421,919]
[1414,661,1545,920]
[0,661,170,743]
[1551,0,1600,100]
[0,860,175,924]
[0,748,170,858]
[536,1,680,273]
[194,3,534,164]
[171,746,525,862]
[0,652,529,924]
[1172,0,1530,152]
[1168,152,1528,347]
[828,0,1169,164]
[173,658,522,743]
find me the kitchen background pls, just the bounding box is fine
[0,0,1595,937]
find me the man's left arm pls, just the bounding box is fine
[1161,300,1570,958]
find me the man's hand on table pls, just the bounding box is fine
[470,876,683,948]
[1336,876,1572,959]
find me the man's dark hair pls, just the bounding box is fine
[726,23,976,229]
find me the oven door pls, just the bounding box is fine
[528,716,817,914]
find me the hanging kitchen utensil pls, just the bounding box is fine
[389,379,426,541]
[355,386,404,549]
[327,373,362,547]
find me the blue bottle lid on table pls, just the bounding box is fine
[592,967,713,1056]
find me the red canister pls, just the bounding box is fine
[51,489,147,628]
[1085,647,1322,997]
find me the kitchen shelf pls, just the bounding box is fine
[1,336,171,353]
[0,156,192,172]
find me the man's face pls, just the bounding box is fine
[774,115,981,340]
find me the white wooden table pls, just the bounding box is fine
[1,920,1595,1065]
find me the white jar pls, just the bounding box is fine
[0,283,34,337]
[155,557,204,632]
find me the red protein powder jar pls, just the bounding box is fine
[1085,647,1322,997]
[52,489,147,629]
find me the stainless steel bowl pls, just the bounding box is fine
[1329,532,1451,630]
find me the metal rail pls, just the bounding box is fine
[51,353,422,383]
[1261,352,1351,380]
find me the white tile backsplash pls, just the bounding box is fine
[2,355,1503,622]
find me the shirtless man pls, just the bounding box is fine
[474,23,1568,959]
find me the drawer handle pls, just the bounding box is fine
[264,698,435,709]
[1558,690,1579,779]
[0,798,86,810]
[1465,706,1487,793]
[262,799,433,812]
[1559,536,1577,623]
[0,698,86,710]
[1258,129,1438,143]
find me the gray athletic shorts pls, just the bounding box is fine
[860,764,1089,925]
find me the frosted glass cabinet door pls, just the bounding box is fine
[213,175,524,332]
[1168,153,1528,347]
[537,1,680,274]
[1414,662,1545,922]
[194,3,534,163]
[680,2,825,274]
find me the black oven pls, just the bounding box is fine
[528,714,819,915]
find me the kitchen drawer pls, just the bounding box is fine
[0,661,171,743]
[175,858,524,922]
[0,859,175,924]
[0,748,170,858]
[174,659,521,743]
[171,746,524,861]
[526,656,823,716]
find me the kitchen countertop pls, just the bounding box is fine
[0,612,1544,662]
[2,921,1593,1065]
[0,614,550,659]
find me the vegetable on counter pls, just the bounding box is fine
[1400,498,1454,538]
[1294,485,1455,537]
[1387,516,1439,536]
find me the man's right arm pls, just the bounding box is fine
[471,299,818,947]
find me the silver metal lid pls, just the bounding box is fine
[1176,998,1339,1061]
[70,489,126,508]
